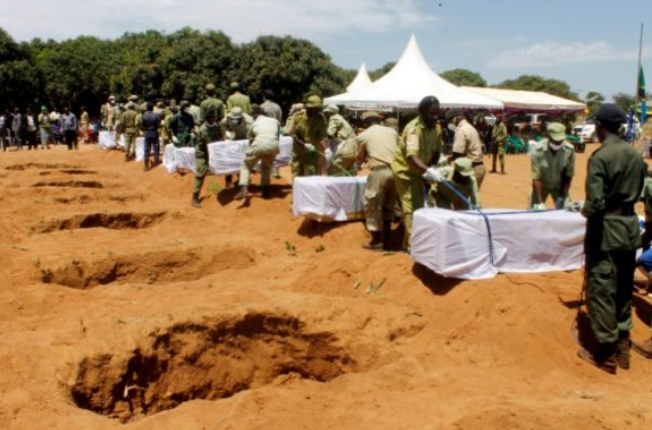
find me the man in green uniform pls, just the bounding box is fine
[578,104,647,374]
[234,104,280,201]
[449,109,486,188]
[529,122,576,210]
[200,84,225,125]
[169,101,195,147]
[490,113,508,174]
[226,82,251,115]
[391,95,442,250]
[122,102,140,161]
[192,108,221,208]
[356,111,399,250]
[429,157,481,210]
[323,104,357,175]
[221,107,253,141]
[291,95,328,177]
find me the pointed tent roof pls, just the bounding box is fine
[325,35,502,110]
[346,63,373,92]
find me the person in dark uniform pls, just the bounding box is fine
[578,103,647,374]
[140,102,161,171]
[169,101,195,147]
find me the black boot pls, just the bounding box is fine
[363,231,383,251]
[234,186,249,201]
[144,160,150,172]
[191,192,200,208]
[382,220,393,251]
[261,186,271,199]
[577,342,617,374]
[616,332,631,369]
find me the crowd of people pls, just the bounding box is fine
[2,84,651,374]
[0,105,94,152]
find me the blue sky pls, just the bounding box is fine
[1,0,650,99]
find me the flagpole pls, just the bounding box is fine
[637,23,646,124]
[637,23,643,98]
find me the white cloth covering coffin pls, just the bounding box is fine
[98,131,159,162]
[292,176,367,222]
[163,136,292,175]
[411,208,586,280]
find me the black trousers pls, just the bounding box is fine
[64,130,77,150]
[144,136,160,165]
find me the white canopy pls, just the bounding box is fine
[461,86,586,113]
[346,63,373,92]
[325,35,503,110]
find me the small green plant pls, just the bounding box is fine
[365,278,386,294]
[207,180,223,194]
[285,241,297,254]
[315,245,325,253]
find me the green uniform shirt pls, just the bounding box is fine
[531,139,575,192]
[199,97,225,124]
[491,121,508,147]
[226,92,251,114]
[431,165,481,209]
[327,114,355,141]
[584,134,646,216]
[291,111,328,152]
[195,122,222,158]
[122,108,139,135]
[391,116,441,179]
[220,114,253,141]
[641,177,652,223]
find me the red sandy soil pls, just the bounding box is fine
[1,142,651,430]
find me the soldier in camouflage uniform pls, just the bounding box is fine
[122,102,140,161]
[226,82,251,115]
[291,95,328,177]
[200,84,225,125]
[192,108,222,208]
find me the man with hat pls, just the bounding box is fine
[529,122,576,210]
[291,95,328,177]
[169,101,195,147]
[37,106,52,150]
[234,104,280,201]
[101,95,117,130]
[490,113,508,174]
[323,104,357,175]
[391,95,442,250]
[221,107,253,141]
[356,111,399,250]
[191,108,222,208]
[200,84,225,125]
[578,103,647,374]
[122,101,140,161]
[429,157,481,210]
[284,103,305,136]
[448,109,486,188]
[226,82,251,115]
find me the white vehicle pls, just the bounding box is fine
[573,117,641,143]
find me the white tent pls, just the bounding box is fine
[346,63,373,92]
[461,86,586,113]
[325,35,503,110]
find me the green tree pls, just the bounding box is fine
[612,92,636,113]
[495,74,579,100]
[584,91,604,115]
[440,68,487,87]
[369,62,395,81]
[0,28,40,111]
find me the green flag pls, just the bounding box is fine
[638,65,646,99]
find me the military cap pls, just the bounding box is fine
[40,105,48,112]
[595,103,627,124]
[205,83,216,91]
[230,81,240,89]
[446,109,463,120]
[305,95,323,108]
[323,104,339,114]
[361,111,380,120]
[179,100,190,109]
[384,117,399,129]
[108,95,116,101]
[546,122,566,142]
[454,157,474,177]
[228,106,243,119]
[128,94,138,102]
[156,101,164,108]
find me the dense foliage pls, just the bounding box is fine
[0,27,351,116]
[440,68,487,87]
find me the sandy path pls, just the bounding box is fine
[0,142,651,430]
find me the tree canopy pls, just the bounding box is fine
[494,74,580,101]
[440,68,487,87]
